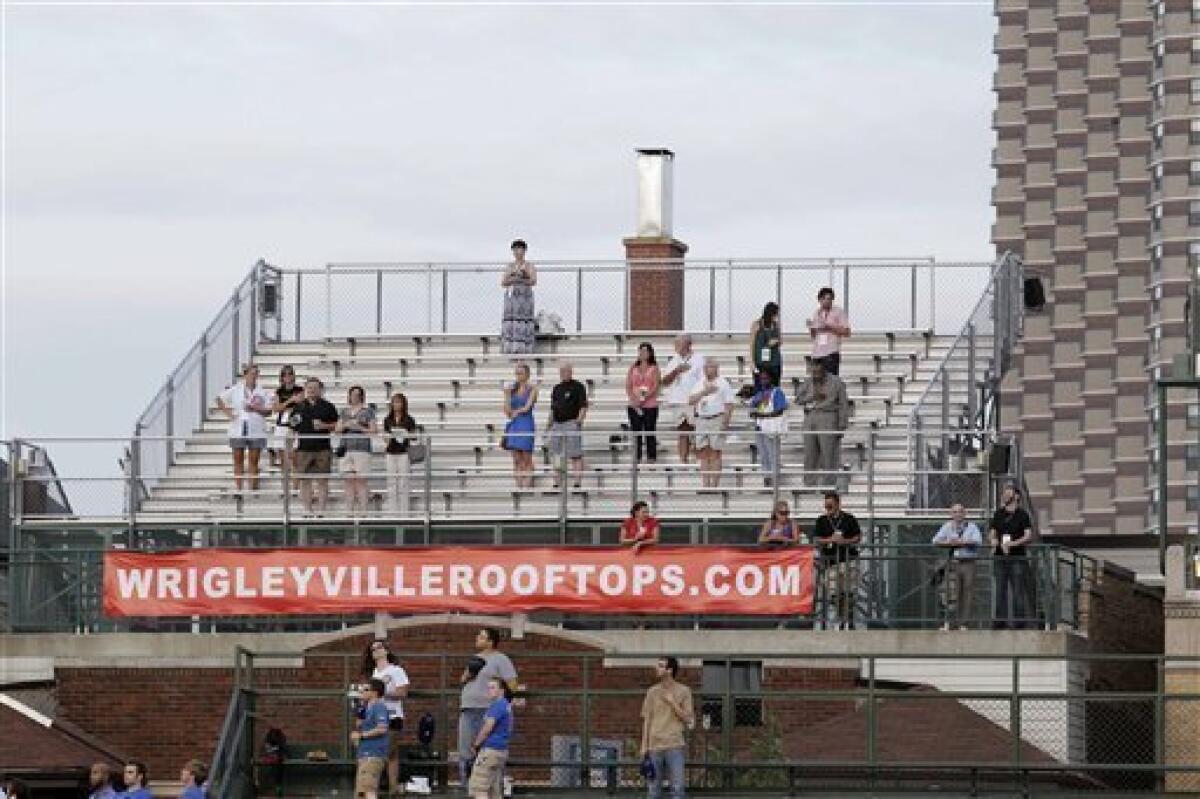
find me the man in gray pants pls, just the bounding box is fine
[459,628,518,791]
[798,361,849,487]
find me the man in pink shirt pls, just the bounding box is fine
[807,287,851,375]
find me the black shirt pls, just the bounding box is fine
[383,412,417,454]
[550,379,588,424]
[294,398,339,452]
[275,384,304,423]
[990,506,1033,558]
[812,511,862,563]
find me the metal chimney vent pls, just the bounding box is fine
[635,148,674,238]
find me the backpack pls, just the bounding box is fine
[261,727,287,764]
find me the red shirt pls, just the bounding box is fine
[621,516,660,545]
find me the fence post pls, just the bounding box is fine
[929,261,937,333]
[771,431,781,508]
[294,272,303,342]
[722,657,734,790]
[249,266,259,350]
[726,260,734,331]
[127,437,137,540]
[165,376,176,468]
[576,267,584,333]
[426,264,434,334]
[231,295,241,378]
[841,262,849,318]
[910,265,918,329]
[10,439,23,532]
[967,322,978,424]
[776,263,783,307]
[630,430,639,509]
[1155,655,1166,794]
[325,264,333,339]
[866,657,877,779]
[708,264,717,332]
[376,269,384,335]
[441,269,450,334]
[424,433,433,539]
[580,656,591,789]
[558,437,569,536]
[622,266,630,331]
[1011,657,1022,769]
[198,332,208,422]
[281,436,292,542]
[867,429,876,533]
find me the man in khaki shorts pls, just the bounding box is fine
[468,677,513,799]
[351,678,391,799]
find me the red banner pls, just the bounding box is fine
[103,546,814,618]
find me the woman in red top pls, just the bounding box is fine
[625,342,662,464]
[620,501,660,552]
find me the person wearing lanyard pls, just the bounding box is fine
[750,301,783,387]
[626,342,662,464]
[807,287,850,376]
[215,363,274,493]
[812,492,863,630]
[932,503,983,630]
[989,484,1037,629]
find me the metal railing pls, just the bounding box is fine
[208,647,1196,797]
[908,251,1024,511]
[5,428,1000,532]
[130,257,993,506]
[3,542,1094,635]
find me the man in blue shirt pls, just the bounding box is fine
[351,678,391,799]
[179,759,207,799]
[117,762,152,799]
[932,503,983,630]
[468,678,513,799]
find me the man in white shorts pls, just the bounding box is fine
[660,335,706,464]
[688,359,736,488]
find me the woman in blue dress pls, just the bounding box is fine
[502,363,538,488]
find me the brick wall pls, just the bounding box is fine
[624,237,687,331]
[53,623,858,779]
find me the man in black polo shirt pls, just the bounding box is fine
[547,362,588,489]
[812,491,862,630]
[293,378,339,514]
[989,484,1036,629]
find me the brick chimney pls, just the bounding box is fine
[624,149,687,331]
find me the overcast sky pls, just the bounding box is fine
[2,1,996,475]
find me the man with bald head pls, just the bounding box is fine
[661,334,707,464]
[931,503,983,630]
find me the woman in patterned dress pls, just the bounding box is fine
[500,239,537,354]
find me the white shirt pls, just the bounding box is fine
[373,662,410,719]
[663,352,707,406]
[219,381,274,440]
[691,376,736,418]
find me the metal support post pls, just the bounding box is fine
[127,437,137,539]
[376,269,384,335]
[424,434,433,541]
[630,431,639,508]
[841,263,849,317]
[867,429,876,533]
[426,264,434,335]
[967,323,977,424]
[249,268,259,349]
[198,332,208,421]
[910,265,918,329]
[1011,657,1022,768]
[776,263,783,307]
[580,657,591,789]
[165,377,176,467]
[281,437,292,540]
[441,269,449,334]
[231,300,240,377]
[771,430,781,508]
[726,260,734,331]
[576,267,584,332]
[294,274,303,342]
[929,261,937,333]
[708,265,717,332]
[325,265,333,339]
[722,657,734,790]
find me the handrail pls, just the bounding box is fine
[906,251,1021,424]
